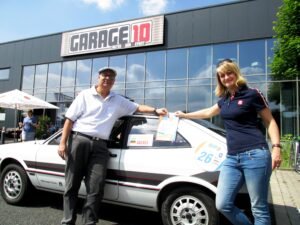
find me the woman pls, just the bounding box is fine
[175,59,281,225]
[22,110,37,141]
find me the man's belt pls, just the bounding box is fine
[71,131,106,142]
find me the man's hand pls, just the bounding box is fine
[156,108,168,116]
[58,143,67,160]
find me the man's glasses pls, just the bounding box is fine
[100,74,115,80]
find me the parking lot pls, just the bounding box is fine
[0,190,163,225]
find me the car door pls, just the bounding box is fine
[35,128,121,200]
[117,116,192,208]
[35,132,66,192]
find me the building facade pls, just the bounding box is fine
[0,0,299,137]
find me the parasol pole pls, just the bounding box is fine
[14,106,17,142]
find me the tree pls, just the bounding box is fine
[271,0,300,79]
[35,115,50,139]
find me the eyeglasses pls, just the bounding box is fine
[216,58,233,68]
[100,74,115,80]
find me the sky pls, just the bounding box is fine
[0,0,238,43]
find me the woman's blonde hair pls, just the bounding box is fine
[214,59,247,97]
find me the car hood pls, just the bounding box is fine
[0,141,43,163]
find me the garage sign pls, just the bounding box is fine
[61,15,164,57]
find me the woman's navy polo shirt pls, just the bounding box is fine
[217,85,269,155]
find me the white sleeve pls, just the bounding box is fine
[65,92,85,122]
[118,96,139,116]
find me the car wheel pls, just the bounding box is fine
[161,187,219,225]
[0,164,31,205]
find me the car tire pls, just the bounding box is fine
[161,187,219,225]
[0,164,31,205]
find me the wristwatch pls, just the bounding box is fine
[153,108,159,116]
[272,143,282,148]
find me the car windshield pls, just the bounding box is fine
[192,119,226,137]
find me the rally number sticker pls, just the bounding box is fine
[194,141,227,171]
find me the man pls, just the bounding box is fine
[58,67,168,225]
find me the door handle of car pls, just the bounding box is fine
[109,152,117,157]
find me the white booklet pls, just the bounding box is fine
[156,113,179,142]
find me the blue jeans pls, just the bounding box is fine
[216,148,272,225]
[23,131,35,141]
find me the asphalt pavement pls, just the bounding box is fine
[269,169,300,225]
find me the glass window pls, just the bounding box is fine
[188,78,212,86]
[61,61,76,101]
[239,40,265,80]
[126,89,144,104]
[278,82,298,136]
[47,63,61,102]
[126,53,145,102]
[166,48,187,86]
[166,87,186,112]
[76,59,92,93]
[245,75,267,83]
[145,87,165,108]
[91,57,108,85]
[34,64,48,100]
[109,55,126,95]
[145,98,165,108]
[267,39,275,80]
[48,133,61,145]
[146,51,165,85]
[213,43,237,66]
[22,66,35,95]
[188,85,212,112]
[145,87,165,100]
[267,81,281,130]
[189,46,212,79]
[0,68,9,80]
[126,53,145,89]
[126,117,190,148]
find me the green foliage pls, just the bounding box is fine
[281,134,293,168]
[36,115,51,139]
[271,0,300,79]
[280,134,300,169]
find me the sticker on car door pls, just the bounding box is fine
[194,141,227,171]
[127,134,154,146]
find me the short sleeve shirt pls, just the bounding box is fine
[65,86,139,140]
[217,85,269,154]
[23,116,37,132]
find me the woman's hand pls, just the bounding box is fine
[272,147,282,170]
[174,111,186,118]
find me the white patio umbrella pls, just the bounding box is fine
[0,89,59,110]
[0,89,59,141]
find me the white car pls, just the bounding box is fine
[0,115,248,225]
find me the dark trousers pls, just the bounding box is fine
[61,134,109,225]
